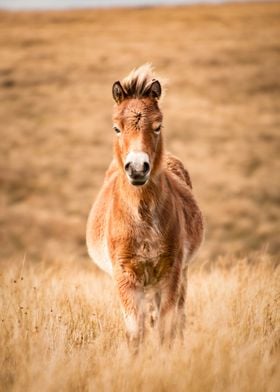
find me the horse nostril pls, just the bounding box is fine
[125,162,131,172]
[143,162,150,174]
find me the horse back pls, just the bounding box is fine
[164,152,192,189]
[164,153,204,257]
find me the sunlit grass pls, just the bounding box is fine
[1,256,279,392]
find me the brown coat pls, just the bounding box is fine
[87,64,204,346]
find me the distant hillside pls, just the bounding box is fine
[0,2,279,263]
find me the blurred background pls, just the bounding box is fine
[0,0,279,264]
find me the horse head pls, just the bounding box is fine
[112,64,163,186]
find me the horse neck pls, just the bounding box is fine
[115,164,164,214]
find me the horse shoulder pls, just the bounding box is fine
[86,160,117,276]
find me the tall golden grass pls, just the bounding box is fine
[0,256,279,391]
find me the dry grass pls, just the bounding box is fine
[0,256,279,392]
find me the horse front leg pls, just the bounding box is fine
[115,269,145,350]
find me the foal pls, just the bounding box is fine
[87,64,204,346]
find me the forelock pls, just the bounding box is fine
[121,64,159,99]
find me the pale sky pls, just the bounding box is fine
[0,0,234,11]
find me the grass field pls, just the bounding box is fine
[1,257,279,391]
[0,2,280,391]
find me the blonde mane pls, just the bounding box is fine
[121,64,162,99]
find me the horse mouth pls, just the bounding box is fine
[128,176,149,186]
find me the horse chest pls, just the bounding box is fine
[137,229,160,258]
[130,225,172,287]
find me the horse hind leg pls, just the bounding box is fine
[149,291,161,328]
[156,260,188,345]
[158,301,177,345]
[177,283,187,340]
[177,266,188,340]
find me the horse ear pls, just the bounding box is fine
[112,81,126,104]
[149,80,161,100]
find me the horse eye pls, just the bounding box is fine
[113,126,121,134]
[154,125,162,134]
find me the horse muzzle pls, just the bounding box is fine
[124,151,151,186]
